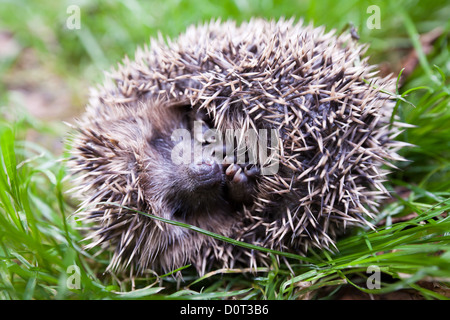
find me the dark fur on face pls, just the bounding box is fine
[69,18,406,275]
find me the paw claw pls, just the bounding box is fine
[232,169,247,183]
[224,162,260,205]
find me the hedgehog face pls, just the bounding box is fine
[143,109,227,218]
[143,106,260,224]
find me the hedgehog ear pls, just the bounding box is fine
[139,100,188,134]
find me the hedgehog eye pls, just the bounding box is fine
[179,106,216,144]
[196,108,214,128]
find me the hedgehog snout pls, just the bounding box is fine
[187,158,223,190]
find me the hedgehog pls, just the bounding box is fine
[68,18,406,276]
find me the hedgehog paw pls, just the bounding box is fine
[224,163,259,205]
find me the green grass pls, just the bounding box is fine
[0,0,450,300]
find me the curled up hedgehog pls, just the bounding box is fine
[68,18,407,276]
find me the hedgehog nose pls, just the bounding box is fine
[188,159,223,188]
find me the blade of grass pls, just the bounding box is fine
[99,203,317,264]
